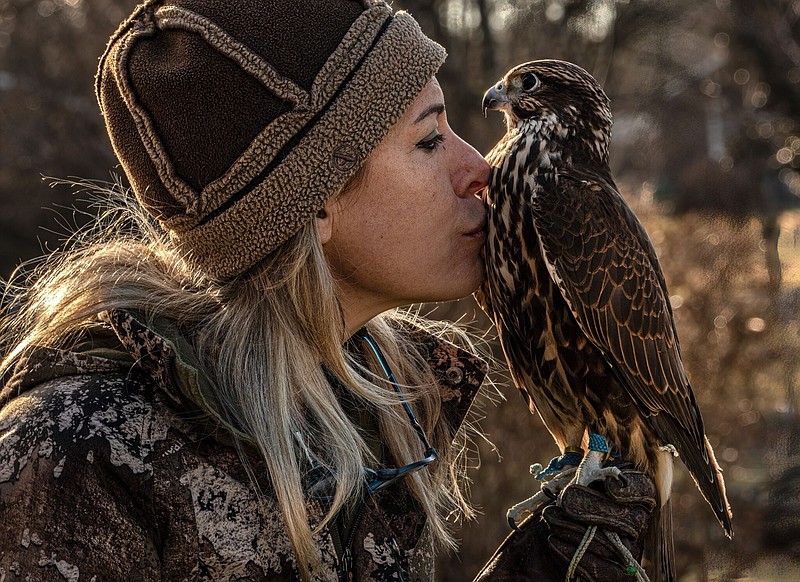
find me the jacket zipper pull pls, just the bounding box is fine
[338,547,353,582]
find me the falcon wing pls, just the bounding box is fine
[528,170,725,501]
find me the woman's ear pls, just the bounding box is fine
[315,205,334,245]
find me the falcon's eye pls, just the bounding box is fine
[521,73,538,92]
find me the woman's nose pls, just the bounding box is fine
[452,133,491,198]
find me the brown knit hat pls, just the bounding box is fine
[96,0,446,280]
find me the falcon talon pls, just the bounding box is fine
[542,486,558,500]
[505,489,550,529]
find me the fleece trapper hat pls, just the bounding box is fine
[96,0,446,280]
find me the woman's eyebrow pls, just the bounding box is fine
[414,103,445,124]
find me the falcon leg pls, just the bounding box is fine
[506,466,577,529]
[571,432,622,487]
[506,444,584,529]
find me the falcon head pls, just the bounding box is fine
[483,60,612,165]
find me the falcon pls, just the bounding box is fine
[478,60,732,581]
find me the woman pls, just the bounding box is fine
[0,1,654,580]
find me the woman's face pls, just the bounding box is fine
[320,78,490,334]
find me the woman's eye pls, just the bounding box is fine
[417,132,445,152]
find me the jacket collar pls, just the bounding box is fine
[3,308,487,447]
[102,309,487,439]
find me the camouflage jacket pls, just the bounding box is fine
[0,309,487,581]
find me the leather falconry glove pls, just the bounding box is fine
[473,464,657,582]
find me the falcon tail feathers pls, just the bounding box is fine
[650,412,734,538]
[701,434,734,537]
[644,498,676,582]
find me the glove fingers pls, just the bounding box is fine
[605,470,658,510]
[557,484,653,539]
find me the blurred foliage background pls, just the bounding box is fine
[1,0,799,580]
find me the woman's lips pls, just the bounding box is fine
[465,219,487,238]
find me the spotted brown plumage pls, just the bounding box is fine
[478,59,732,581]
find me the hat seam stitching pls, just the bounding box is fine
[95,0,160,105]
[155,5,310,109]
[202,5,392,212]
[195,15,395,228]
[112,19,200,216]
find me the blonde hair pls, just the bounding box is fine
[0,181,482,579]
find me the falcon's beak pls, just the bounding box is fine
[482,84,509,117]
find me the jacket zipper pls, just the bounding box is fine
[334,498,366,582]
